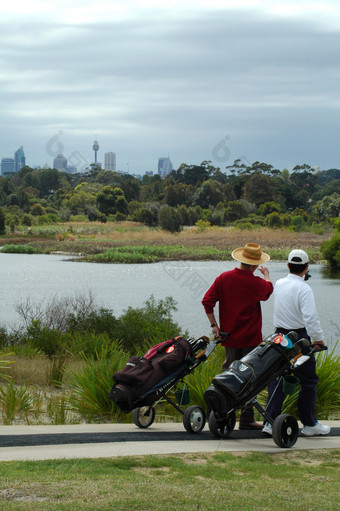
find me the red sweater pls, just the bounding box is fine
[202,267,273,348]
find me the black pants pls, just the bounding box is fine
[222,345,258,424]
[265,328,319,427]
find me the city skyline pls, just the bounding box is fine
[1,1,340,174]
[1,141,175,176]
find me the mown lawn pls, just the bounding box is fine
[0,450,339,510]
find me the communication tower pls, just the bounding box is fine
[93,140,99,163]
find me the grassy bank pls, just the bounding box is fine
[0,450,339,510]
[0,223,331,262]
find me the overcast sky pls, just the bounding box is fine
[1,0,340,174]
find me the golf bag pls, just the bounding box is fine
[109,336,193,413]
[204,331,301,417]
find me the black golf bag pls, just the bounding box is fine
[204,331,301,419]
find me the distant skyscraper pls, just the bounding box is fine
[104,152,117,171]
[14,146,25,172]
[1,158,14,175]
[158,157,173,178]
[53,154,68,171]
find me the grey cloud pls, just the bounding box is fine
[0,9,339,171]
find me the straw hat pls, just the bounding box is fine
[232,243,270,265]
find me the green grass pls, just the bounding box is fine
[84,245,230,263]
[83,245,321,264]
[0,244,44,254]
[0,450,339,510]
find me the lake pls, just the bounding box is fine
[0,253,339,351]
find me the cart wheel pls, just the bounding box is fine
[132,406,155,428]
[208,410,236,439]
[272,414,299,448]
[183,405,206,433]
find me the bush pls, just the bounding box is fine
[320,233,340,268]
[0,207,6,234]
[24,320,66,357]
[68,308,119,339]
[115,295,183,353]
[334,218,340,232]
[159,206,181,232]
[264,212,282,228]
[233,221,253,230]
[133,207,158,227]
[290,215,306,231]
[21,214,33,226]
[195,219,210,232]
[30,203,47,216]
[37,213,60,224]
[310,222,325,235]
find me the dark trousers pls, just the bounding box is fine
[222,346,258,424]
[265,328,319,427]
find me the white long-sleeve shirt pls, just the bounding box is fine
[273,273,324,342]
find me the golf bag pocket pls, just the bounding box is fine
[153,337,192,374]
[109,384,135,413]
[212,360,256,400]
[113,356,154,387]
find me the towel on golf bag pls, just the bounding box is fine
[109,336,193,412]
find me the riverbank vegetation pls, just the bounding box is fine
[0,295,339,426]
[0,222,335,263]
[0,161,340,265]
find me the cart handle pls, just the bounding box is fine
[194,332,229,359]
[215,331,229,343]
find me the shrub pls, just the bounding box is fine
[0,207,5,234]
[334,218,340,232]
[233,221,253,230]
[310,221,325,235]
[21,213,33,226]
[115,295,183,353]
[16,293,96,331]
[264,212,282,228]
[30,203,47,216]
[320,233,340,268]
[69,214,89,222]
[257,201,281,216]
[195,219,210,232]
[291,215,306,231]
[133,207,158,227]
[159,206,181,232]
[68,307,119,338]
[37,213,60,224]
[24,321,64,357]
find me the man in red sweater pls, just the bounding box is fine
[202,242,273,430]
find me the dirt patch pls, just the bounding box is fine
[0,488,51,502]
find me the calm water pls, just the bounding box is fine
[0,253,339,351]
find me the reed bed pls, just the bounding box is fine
[3,223,332,260]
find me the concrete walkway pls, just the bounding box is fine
[0,420,339,461]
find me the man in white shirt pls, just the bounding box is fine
[263,249,330,437]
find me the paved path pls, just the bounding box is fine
[0,421,339,461]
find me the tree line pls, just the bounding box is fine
[0,160,339,234]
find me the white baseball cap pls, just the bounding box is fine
[288,249,309,264]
